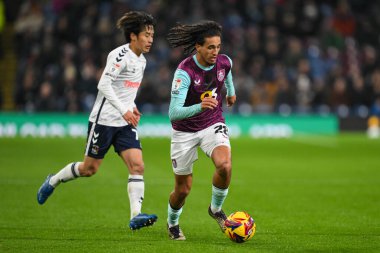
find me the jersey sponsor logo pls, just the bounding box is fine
[217,69,225,81]
[200,87,218,100]
[124,80,141,88]
[194,78,201,86]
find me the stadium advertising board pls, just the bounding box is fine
[0,113,337,138]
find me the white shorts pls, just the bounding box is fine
[170,122,231,175]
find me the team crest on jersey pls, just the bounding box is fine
[217,69,225,81]
[91,145,99,155]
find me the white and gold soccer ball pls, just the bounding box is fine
[224,211,256,243]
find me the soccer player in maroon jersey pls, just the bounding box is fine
[166,20,237,240]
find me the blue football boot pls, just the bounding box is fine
[37,174,55,205]
[129,213,158,230]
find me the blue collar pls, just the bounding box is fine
[193,54,215,71]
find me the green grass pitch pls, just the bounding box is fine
[0,134,379,252]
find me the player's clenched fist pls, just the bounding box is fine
[201,97,218,110]
[226,95,236,107]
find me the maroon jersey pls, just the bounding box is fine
[171,54,232,132]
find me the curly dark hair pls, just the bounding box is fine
[117,11,156,43]
[167,20,222,55]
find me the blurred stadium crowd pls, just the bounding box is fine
[5,0,380,117]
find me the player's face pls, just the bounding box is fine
[131,25,154,55]
[196,36,221,66]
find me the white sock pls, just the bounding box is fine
[210,185,229,213]
[49,162,81,187]
[128,175,144,219]
[167,203,183,227]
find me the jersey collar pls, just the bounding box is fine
[127,43,144,59]
[192,54,215,71]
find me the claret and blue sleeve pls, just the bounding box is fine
[225,55,235,97]
[168,69,202,121]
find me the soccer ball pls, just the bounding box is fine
[224,211,256,243]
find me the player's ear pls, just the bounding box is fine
[195,43,201,53]
[130,32,137,42]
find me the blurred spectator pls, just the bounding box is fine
[298,0,322,36]
[349,74,370,108]
[371,98,380,117]
[370,70,380,108]
[332,0,356,37]
[311,78,329,113]
[15,67,36,112]
[0,0,5,59]
[361,45,379,79]
[283,37,304,75]
[35,81,56,111]
[295,58,313,112]
[320,17,345,50]
[274,74,296,114]
[329,77,350,117]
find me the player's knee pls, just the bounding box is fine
[130,163,144,174]
[177,185,191,199]
[177,189,190,199]
[81,164,99,177]
[216,160,231,178]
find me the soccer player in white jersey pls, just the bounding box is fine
[37,11,157,230]
[165,21,237,240]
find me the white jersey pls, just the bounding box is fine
[89,43,146,127]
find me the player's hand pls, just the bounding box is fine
[133,107,142,123]
[122,111,138,128]
[201,97,218,110]
[226,95,236,107]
